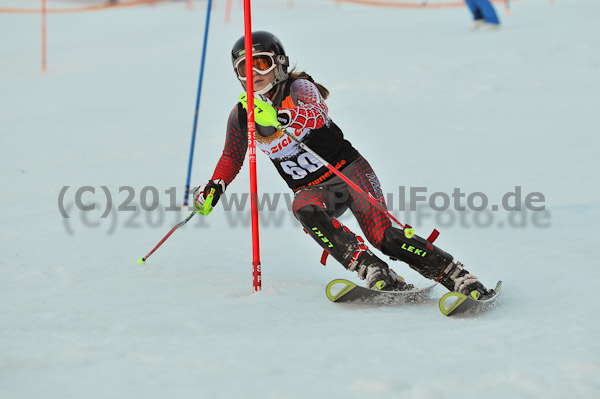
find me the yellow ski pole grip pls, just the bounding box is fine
[195,187,215,215]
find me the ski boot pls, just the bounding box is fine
[437,260,493,299]
[366,264,414,292]
[346,247,413,291]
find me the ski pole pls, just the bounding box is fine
[137,211,195,265]
[137,190,215,265]
[239,94,439,242]
[277,125,409,233]
[239,93,410,234]
[279,124,439,243]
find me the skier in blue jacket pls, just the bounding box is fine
[465,0,500,29]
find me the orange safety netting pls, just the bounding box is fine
[1,0,512,13]
[0,0,179,14]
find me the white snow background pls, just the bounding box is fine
[1,0,599,398]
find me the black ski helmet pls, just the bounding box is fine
[231,31,290,93]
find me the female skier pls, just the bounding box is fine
[194,31,493,298]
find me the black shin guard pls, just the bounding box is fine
[294,205,387,276]
[380,227,453,281]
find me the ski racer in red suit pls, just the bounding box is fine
[194,31,494,298]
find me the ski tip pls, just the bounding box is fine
[486,280,503,299]
[439,292,467,316]
[439,280,503,316]
[325,279,357,302]
[137,257,146,265]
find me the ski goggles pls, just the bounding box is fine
[234,52,278,80]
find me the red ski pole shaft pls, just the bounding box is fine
[279,126,406,230]
[138,211,195,264]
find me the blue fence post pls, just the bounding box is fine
[183,0,213,206]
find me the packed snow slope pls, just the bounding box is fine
[1,0,598,398]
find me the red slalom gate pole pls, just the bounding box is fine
[243,0,261,292]
[41,0,46,73]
